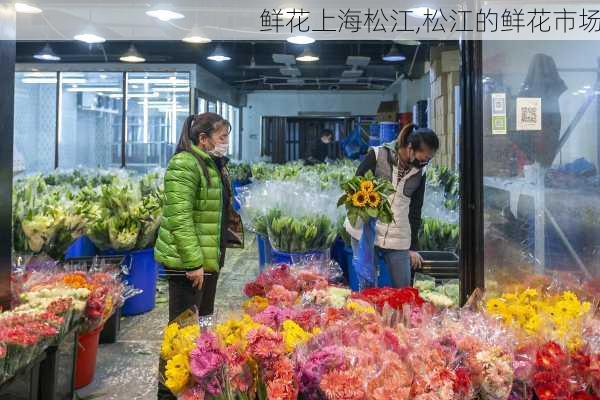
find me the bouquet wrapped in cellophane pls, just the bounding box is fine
[337,170,395,226]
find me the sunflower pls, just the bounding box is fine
[351,191,368,208]
[367,191,381,208]
[360,180,375,193]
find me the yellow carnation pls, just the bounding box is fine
[164,353,190,394]
[282,320,313,352]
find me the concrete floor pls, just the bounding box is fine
[76,242,259,400]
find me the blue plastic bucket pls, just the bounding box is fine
[232,180,250,212]
[270,248,328,266]
[344,247,357,290]
[379,122,399,144]
[256,234,272,270]
[121,248,158,316]
[330,238,347,272]
[65,236,97,260]
[369,123,380,146]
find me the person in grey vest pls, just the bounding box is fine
[344,123,439,288]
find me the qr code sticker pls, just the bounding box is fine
[493,98,505,113]
[521,107,538,123]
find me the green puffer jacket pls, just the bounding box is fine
[154,145,224,272]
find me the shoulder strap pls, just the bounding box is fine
[187,150,212,185]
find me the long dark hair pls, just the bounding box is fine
[175,112,231,154]
[396,123,440,152]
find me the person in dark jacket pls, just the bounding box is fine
[155,112,243,399]
[344,124,439,288]
[307,129,336,164]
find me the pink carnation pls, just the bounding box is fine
[246,327,284,365]
[189,331,227,396]
[266,285,298,307]
[253,306,294,330]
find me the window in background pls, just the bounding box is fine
[198,97,207,113]
[14,72,57,173]
[228,105,240,158]
[208,101,216,113]
[125,72,191,172]
[59,72,123,170]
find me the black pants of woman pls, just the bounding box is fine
[157,250,224,399]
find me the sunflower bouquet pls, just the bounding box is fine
[337,171,395,226]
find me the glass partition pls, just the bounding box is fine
[58,72,123,169]
[13,72,57,174]
[482,41,600,294]
[125,72,191,172]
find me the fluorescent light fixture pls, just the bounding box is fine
[62,78,87,84]
[382,45,406,62]
[100,74,108,79]
[22,78,57,84]
[23,72,55,78]
[146,9,184,21]
[583,85,592,89]
[578,89,587,93]
[394,40,421,46]
[572,92,580,96]
[33,44,60,61]
[154,87,190,92]
[296,48,319,62]
[207,45,231,62]
[128,92,160,98]
[120,44,146,63]
[408,7,437,19]
[67,87,121,93]
[15,3,42,13]
[287,35,315,45]
[182,25,211,44]
[74,33,106,44]
[128,78,189,85]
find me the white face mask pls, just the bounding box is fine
[210,143,229,157]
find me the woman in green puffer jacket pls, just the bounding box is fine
[154,112,244,321]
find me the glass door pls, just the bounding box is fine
[481,41,600,294]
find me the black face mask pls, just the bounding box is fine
[411,158,429,168]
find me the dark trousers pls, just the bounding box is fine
[157,251,224,399]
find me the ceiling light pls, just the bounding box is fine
[408,7,437,19]
[15,3,42,13]
[33,44,60,61]
[296,48,319,62]
[22,78,57,84]
[100,74,107,79]
[287,35,315,45]
[394,40,421,46]
[74,33,106,44]
[182,25,211,44]
[578,89,587,94]
[207,45,231,62]
[120,44,146,63]
[66,87,121,93]
[583,85,592,89]
[382,45,406,62]
[146,9,185,22]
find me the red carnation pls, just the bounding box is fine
[536,341,567,371]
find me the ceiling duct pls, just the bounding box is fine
[342,56,370,79]
[272,53,296,65]
[280,66,301,77]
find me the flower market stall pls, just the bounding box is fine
[158,262,599,400]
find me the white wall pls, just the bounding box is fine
[241,90,388,161]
